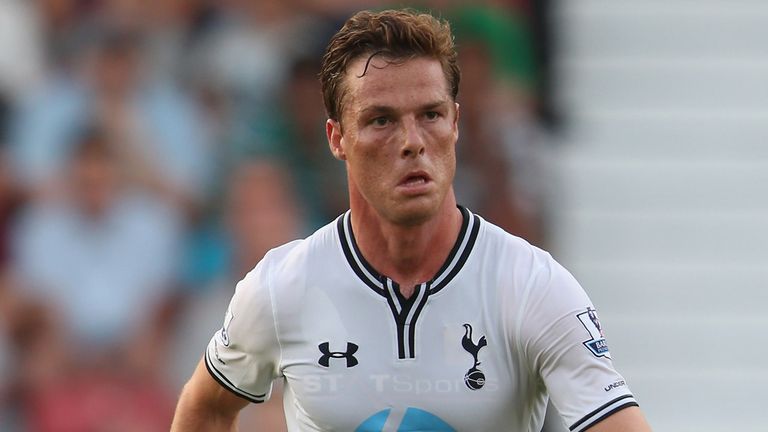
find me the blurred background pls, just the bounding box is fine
[0,0,764,431]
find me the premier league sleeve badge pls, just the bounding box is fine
[576,308,611,359]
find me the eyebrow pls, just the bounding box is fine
[359,105,396,117]
[420,100,451,111]
[358,100,451,117]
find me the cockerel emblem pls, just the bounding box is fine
[461,323,487,390]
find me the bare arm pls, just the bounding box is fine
[586,406,652,432]
[171,357,250,431]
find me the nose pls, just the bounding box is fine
[400,118,426,158]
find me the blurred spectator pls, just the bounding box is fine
[0,271,21,430]
[8,129,182,430]
[269,57,349,228]
[0,93,23,430]
[0,95,21,429]
[13,127,183,365]
[0,95,22,269]
[186,1,335,174]
[96,0,218,83]
[0,0,45,98]
[172,160,301,431]
[449,2,537,90]
[36,0,90,71]
[189,0,328,105]
[10,25,212,215]
[448,2,547,245]
[223,161,304,279]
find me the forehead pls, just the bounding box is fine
[342,56,451,117]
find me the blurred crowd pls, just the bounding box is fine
[0,0,548,430]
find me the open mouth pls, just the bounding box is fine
[399,171,431,187]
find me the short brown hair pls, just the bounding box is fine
[320,9,460,122]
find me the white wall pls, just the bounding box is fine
[550,1,768,431]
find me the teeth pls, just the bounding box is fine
[405,177,425,185]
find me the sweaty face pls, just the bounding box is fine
[327,56,459,225]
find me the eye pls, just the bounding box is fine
[371,116,390,127]
[425,111,440,120]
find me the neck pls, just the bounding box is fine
[350,192,462,297]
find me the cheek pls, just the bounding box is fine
[345,136,390,185]
[428,124,458,157]
[430,128,458,182]
[437,149,457,181]
[351,131,397,164]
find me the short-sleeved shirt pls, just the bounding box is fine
[205,207,637,431]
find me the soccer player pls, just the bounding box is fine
[171,9,652,432]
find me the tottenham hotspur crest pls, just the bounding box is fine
[461,324,487,390]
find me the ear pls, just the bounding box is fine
[453,102,460,127]
[452,102,460,141]
[326,119,346,161]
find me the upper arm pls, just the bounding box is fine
[203,260,282,403]
[585,406,652,432]
[172,257,283,430]
[171,357,250,431]
[516,252,646,431]
[188,357,251,412]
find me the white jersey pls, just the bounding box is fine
[205,207,637,432]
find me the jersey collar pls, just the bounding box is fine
[336,206,481,297]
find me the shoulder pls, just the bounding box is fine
[238,217,341,297]
[470,213,587,314]
[262,217,338,272]
[474,214,556,278]
[478,218,592,324]
[228,218,343,340]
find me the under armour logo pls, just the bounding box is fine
[318,342,359,368]
[461,323,487,390]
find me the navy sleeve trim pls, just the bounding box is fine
[570,394,638,432]
[204,350,266,404]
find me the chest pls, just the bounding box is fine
[277,281,529,431]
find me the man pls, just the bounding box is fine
[13,130,181,430]
[172,9,652,432]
